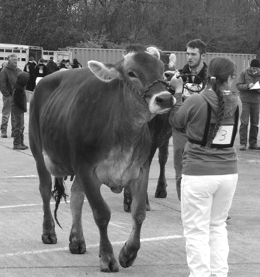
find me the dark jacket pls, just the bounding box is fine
[46,60,58,74]
[23,61,37,91]
[180,62,208,85]
[236,67,260,103]
[35,62,48,78]
[72,59,82,69]
[0,63,22,97]
[12,72,30,114]
[23,61,37,76]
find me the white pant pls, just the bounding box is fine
[181,174,238,277]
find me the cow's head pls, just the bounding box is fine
[88,45,176,115]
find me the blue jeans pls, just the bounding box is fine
[1,95,15,135]
[239,101,260,146]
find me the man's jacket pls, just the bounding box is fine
[0,63,22,97]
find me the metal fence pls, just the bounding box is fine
[69,48,126,67]
[69,47,256,91]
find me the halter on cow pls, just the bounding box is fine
[29,45,176,273]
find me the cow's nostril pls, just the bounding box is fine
[163,71,175,81]
[155,94,173,107]
[155,96,163,103]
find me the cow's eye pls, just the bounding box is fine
[128,71,137,78]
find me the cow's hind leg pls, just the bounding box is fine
[119,166,148,268]
[29,118,57,244]
[79,173,119,272]
[69,177,86,254]
[36,159,57,244]
[155,139,169,198]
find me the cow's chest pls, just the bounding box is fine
[95,146,146,192]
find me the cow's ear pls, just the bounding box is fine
[146,46,160,59]
[88,61,120,82]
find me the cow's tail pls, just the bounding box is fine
[52,177,68,229]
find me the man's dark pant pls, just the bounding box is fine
[13,112,25,146]
[239,101,260,146]
[1,95,15,135]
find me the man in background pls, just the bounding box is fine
[46,57,58,74]
[237,58,260,150]
[172,39,208,200]
[23,56,37,91]
[0,54,22,138]
[35,58,48,85]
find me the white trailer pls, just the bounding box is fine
[42,50,72,64]
[0,43,43,70]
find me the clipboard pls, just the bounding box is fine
[250,81,260,90]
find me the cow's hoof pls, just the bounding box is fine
[69,240,86,254]
[145,203,151,211]
[100,256,119,272]
[119,244,138,268]
[155,188,167,198]
[42,232,57,244]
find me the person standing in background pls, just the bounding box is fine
[236,59,260,150]
[46,57,58,74]
[23,56,37,91]
[58,59,67,70]
[172,39,208,200]
[71,58,82,68]
[35,58,48,85]
[0,62,7,72]
[12,71,30,150]
[0,54,22,138]
[65,59,72,69]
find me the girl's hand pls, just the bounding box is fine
[169,71,183,93]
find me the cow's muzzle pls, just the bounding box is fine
[149,91,176,114]
[155,92,174,107]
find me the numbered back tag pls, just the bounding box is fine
[212,125,234,145]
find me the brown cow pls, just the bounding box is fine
[29,45,175,273]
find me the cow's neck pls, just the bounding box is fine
[106,82,152,144]
[122,81,152,126]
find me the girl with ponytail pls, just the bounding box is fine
[169,57,242,277]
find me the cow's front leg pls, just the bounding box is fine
[80,174,119,272]
[69,177,86,254]
[155,139,169,198]
[119,166,148,268]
